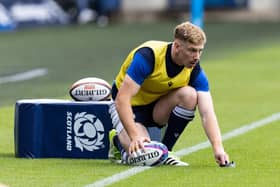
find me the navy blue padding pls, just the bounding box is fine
[14,100,113,158]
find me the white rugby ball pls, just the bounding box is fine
[127,141,168,166]
[69,77,111,101]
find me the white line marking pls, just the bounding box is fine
[85,112,280,187]
[0,68,48,84]
[175,112,280,157]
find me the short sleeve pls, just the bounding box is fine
[126,47,154,85]
[188,64,209,91]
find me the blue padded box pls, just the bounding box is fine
[14,99,113,159]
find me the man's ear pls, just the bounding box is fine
[173,40,179,48]
[173,40,181,52]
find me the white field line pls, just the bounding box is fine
[85,112,280,187]
[0,68,48,84]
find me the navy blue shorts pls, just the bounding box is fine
[112,83,162,128]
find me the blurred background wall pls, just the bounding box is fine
[0,0,279,31]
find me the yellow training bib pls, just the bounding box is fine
[115,40,193,106]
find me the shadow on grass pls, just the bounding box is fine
[0,153,15,158]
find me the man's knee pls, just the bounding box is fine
[177,86,197,109]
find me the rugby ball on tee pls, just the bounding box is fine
[127,141,168,166]
[69,77,111,101]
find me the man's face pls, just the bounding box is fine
[174,40,204,68]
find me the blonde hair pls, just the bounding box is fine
[174,21,206,44]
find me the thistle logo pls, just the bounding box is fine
[73,112,105,152]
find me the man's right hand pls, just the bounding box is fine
[129,136,150,156]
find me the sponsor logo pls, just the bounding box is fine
[168,81,173,87]
[128,150,160,165]
[74,89,108,97]
[66,111,105,152]
[84,84,95,90]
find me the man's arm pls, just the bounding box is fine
[114,48,154,155]
[197,91,229,165]
[115,75,150,154]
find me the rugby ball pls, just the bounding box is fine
[69,77,111,101]
[127,141,168,166]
